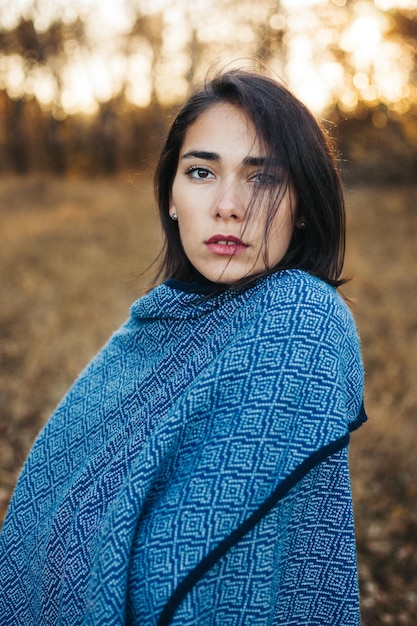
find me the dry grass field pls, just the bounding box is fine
[0,176,416,624]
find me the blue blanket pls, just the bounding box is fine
[0,270,366,625]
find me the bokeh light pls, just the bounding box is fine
[0,0,415,116]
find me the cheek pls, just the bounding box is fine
[170,182,192,217]
[176,213,198,254]
[170,171,186,207]
[268,206,295,258]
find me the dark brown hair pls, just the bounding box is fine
[154,68,346,288]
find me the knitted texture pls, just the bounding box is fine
[0,270,366,625]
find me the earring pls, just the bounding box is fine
[300,221,307,229]
[171,213,178,221]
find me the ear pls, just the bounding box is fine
[169,194,176,219]
[296,215,307,229]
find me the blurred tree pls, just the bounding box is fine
[0,13,89,173]
[329,6,417,182]
[0,0,415,179]
[93,101,119,174]
[7,98,29,173]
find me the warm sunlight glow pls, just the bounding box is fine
[341,14,386,70]
[0,0,415,115]
[61,56,99,116]
[282,0,323,7]
[374,41,414,105]
[0,55,25,99]
[0,0,33,29]
[31,66,56,107]
[125,45,153,108]
[281,0,414,113]
[375,0,417,8]
[339,88,359,112]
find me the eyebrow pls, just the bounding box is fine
[181,150,280,168]
[243,156,280,167]
[181,150,220,162]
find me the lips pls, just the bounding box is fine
[205,234,248,256]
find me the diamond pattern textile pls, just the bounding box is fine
[0,270,366,625]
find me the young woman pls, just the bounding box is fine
[0,69,367,625]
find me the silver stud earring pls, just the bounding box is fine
[171,213,178,221]
[299,221,307,229]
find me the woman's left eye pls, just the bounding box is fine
[249,171,280,185]
[185,166,214,180]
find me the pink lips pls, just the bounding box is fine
[205,234,249,256]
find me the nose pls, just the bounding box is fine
[214,181,246,221]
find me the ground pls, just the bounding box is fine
[0,176,416,624]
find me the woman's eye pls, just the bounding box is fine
[186,166,214,180]
[250,171,280,185]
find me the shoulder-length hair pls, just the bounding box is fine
[154,68,346,288]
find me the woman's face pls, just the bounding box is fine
[170,103,296,284]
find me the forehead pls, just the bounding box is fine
[181,103,264,156]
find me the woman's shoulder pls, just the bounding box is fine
[259,269,348,314]
[249,270,358,343]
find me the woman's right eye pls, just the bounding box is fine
[185,166,214,180]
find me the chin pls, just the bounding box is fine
[195,258,262,285]
[204,269,256,285]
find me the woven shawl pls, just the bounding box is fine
[0,269,366,625]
